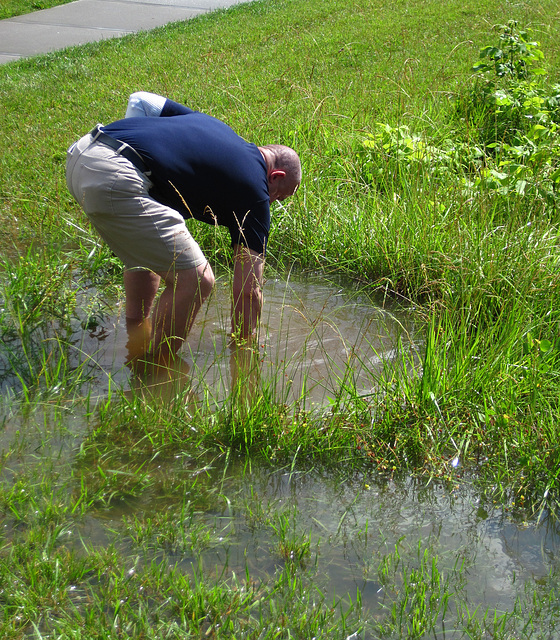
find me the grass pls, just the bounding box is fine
[0,0,75,20]
[2,0,560,635]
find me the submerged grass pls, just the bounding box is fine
[2,0,560,635]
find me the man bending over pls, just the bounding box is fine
[66,91,301,379]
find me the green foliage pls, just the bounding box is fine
[460,23,560,204]
[0,247,75,392]
[0,242,119,397]
[360,122,485,192]
[472,20,545,80]
[360,21,560,211]
[463,20,554,143]
[458,20,560,203]
[0,249,75,339]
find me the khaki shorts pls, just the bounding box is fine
[66,133,206,273]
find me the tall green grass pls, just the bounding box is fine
[1,0,560,507]
[3,0,560,634]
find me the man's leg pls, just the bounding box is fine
[149,261,215,365]
[124,268,161,321]
[123,269,161,363]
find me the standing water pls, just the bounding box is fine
[78,271,417,406]
[1,272,559,636]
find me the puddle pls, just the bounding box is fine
[68,451,560,631]
[75,272,418,406]
[3,272,556,634]
[1,410,559,634]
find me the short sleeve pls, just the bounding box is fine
[125,92,167,118]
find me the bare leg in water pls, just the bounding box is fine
[124,263,214,377]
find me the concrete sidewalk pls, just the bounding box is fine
[0,0,248,65]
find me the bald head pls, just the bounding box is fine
[259,144,301,202]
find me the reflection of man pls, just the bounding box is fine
[66,92,301,378]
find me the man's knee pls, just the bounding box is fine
[170,262,214,301]
[199,264,215,299]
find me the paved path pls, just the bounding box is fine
[0,0,248,65]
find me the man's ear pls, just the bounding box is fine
[269,169,286,181]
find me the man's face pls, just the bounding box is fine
[269,176,300,203]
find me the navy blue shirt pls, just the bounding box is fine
[101,100,270,254]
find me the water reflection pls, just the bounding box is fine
[79,272,417,405]
[72,451,560,622]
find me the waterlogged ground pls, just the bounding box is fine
[2,274,560,636]
[75,272,417,406]
[2,418,560,637]
[75,454,560,613]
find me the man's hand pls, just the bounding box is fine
[230,244,264,406]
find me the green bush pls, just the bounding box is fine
[359,20,560,211]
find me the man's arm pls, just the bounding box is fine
[125,91,167,118]
[230,244,264,404]
[231,244,264,343]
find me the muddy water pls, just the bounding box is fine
[2,274,559,634]
[72,451,560,631]
[79,272,417,405]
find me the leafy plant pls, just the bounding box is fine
[472,20,545,80]
[360,122,484,193]
[459,20,559,144]
[360,21,560,210]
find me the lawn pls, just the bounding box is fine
[1,0,75,20]
[2,0,560,636]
